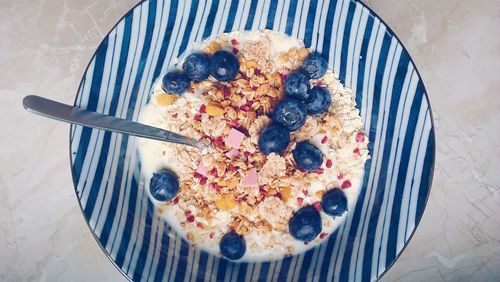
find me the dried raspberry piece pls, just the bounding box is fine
[259,186,267,195]
[230,119,240,127]
[209,182,220,192]
[199,177,207,185]
[199,104,206,113]
[312,201,322,212]
[356,132,365,142]
[279,73,287,83]
[314,168,324,174]
[228,165,239,171]
[297,197,304,205]
[341,180,351,189]
[213,136,224,147]
[237,194,248,202]
[326,159,333,168]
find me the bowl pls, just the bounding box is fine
[70,0,435,280]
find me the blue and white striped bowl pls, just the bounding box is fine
[70,0,435,280]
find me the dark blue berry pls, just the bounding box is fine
[149,170,180,201]
[288,205,322,242]
[258,125,290,155]
[162,71,190,95]
[272,98,307,131]
[183,53,210,82]
[304,87,332,115]
[292,141,323,171]
[322,188,348,217]
[284,71,310,100]
[301,53,328,79]
[210,50,240,81]
[219,232,246,260]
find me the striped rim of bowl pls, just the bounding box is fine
[69,0,435,281]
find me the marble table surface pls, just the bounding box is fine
[1,0,499,281]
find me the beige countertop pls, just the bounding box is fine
[1,0,499,281]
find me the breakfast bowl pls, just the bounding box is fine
[70,0,435,281]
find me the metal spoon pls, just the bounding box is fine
[22,95,206,149]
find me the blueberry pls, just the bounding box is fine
[149,170,180,201]
[322,189,348,217]
[301,53,328,79]
[210,50,240,81]
[183,53,210,82]
[161,71,190,95]
[292,141,323,171]
[284,71,310,100]
[272,98,307,131]
[304,87,332,115]
[219,231,246,260]
[258,125,291,155]
[289,205,322,242]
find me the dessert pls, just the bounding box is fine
[138,30,369,262]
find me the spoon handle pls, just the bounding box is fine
[23,95,205,149]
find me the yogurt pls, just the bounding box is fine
[137,30,369,262]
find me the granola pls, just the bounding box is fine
[138,30,369,261]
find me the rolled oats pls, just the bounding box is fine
[138,29,369,260]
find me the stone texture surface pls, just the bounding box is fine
[1,0,499,281]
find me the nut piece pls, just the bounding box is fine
[157,93,177,106]
[280,186,292,202]
[206,104,225,116]
[298,47,310,60]
[280,54,289,63]
[205,41,222,54]
[245,60,258,69]
[215,195,237,210]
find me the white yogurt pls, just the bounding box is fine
[137,30,368,262]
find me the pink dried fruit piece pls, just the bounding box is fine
[225,128,245,149]
[356,132,365,142]
[241,168,258,187]
[196,161,209,177]
[225,148,240,159]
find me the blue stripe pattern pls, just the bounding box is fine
[70,0,435,281]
